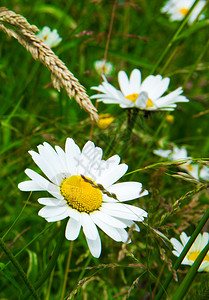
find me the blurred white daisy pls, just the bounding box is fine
[161,0,206,24]
[18,138,148,258]
[200,165,209,181]
[91,69,189,111]
[94,60,113,76]
[154,145,199,179]
[37,26,62,48]
[170,232,209,272]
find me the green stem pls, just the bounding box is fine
[155,208,209,300]
[0,237,40,300]
[22,220,67,300]
[172,242,209,300]
[104,111,126,158]
[120,108,139,156]
[77,255,92,283]
[60,241,74,300]
[183,38,209,88]
[129,113,167,180]
[2,193,31,240]
[151,0,202,74]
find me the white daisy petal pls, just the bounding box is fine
[180,232,190,246]
[101,203,147,221]
[118,70,130,96]
[65,217,81,240]
[37,198,66,206]
[97,164,128,188]
[24,169,63,199]
[129,69,141,94]
[38,205,68,218]
[108,182,148,201]
[45,211,70,222]
[65,138,81,175]
[115,228,129,243]
[86,233,101,258]
[117,219,140,231]
[29,150,62,185]
[81,213,99,240]
[91,210,127,228]
[91,215,124,241]
[18,180,45,191]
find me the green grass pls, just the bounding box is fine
[0,0,209,299]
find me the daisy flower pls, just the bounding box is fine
[170,232,209,272]
[161,0,206,24]
[200,165,209,181]
[37,26,62,48]
[154,145,199,179]
[18,138,148,258]
[91,69,189,111]
[94,60,113,76]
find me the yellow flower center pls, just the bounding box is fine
[97,113,114,129]
[182,163,194,172]
[60,175,103,213]
[188,252,209,263]
[179,8,189,17]
[125,93,139,102]
[125,93,154,107]
[186,164,194,172]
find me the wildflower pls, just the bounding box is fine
[91,69,189,111]
[18,138,148,258]
[154,145,199,179]
[165,114,174,124]
[94,60,113,76]
[97,113,114,129]
[200,165,209,181]
[37,26,62,48]
[161,0,206,24]
[170,232,209,272]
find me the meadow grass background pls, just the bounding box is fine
[0,0,209,299]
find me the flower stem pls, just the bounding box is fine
[155,208,209,300]
[22,220,67,299]
[0,237,40,300]
[151,0,202,74]
[183,38,209,88]
[60,241,74,300]
[120,108,139,156]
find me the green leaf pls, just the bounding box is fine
[34,5,77,29]
[26,250,38,283]
[174,20,209,42]
[0,263,22,295]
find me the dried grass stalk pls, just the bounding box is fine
[0,7,98,121]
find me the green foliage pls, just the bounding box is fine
[0,0,209,299]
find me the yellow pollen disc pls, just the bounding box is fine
[125,93,139,103]
[186,164,194,172]
[125,93,154,107]
[60,175,103,213]
[146,98,154,108]
[179,8,189,17]
[188,252,209,263]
